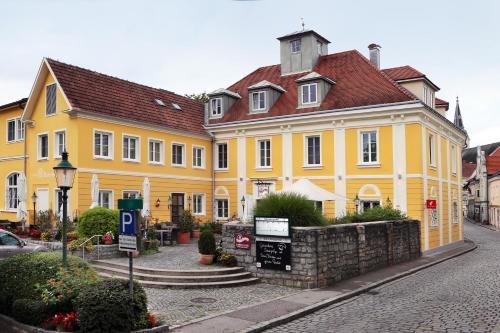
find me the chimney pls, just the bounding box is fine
[368,43,381,69]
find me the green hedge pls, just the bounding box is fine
[75,279,148,333]
[253,193,325,227]
[12,298,48,326]
[0,252,93,315]
[77,207,119,240]
[330,206,407,224]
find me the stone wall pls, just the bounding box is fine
[71,244,121,260]
[222,220,421,289]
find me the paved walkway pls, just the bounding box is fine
[172,227,475,333]
[266,222,494,333]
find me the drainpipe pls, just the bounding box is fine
[209,132,216,222]
[23,119,28,227]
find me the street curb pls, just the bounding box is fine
[240,241,477,333]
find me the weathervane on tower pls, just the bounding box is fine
[301,17,305,31]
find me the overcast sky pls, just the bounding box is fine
[1,0,498,147]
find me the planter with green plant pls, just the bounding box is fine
[191,220,200,238]
[177,211,193,244]
[198,230,216,265]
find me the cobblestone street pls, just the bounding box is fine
[266,222,500,333]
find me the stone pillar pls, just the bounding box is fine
[356,224,367,274]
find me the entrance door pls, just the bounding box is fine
[36,188,49,212]
[171,193,185,224]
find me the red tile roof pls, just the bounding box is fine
[435,97,449,110]
[487,156,500,175]
[46,59,206,135]
[382,65,425,81]
[208,50,416,124]
[462,161,476,179]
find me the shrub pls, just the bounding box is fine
[200,221,223,234]
[77,208,119,240]
[67,231,79,241]
[55,218,77,241]
[219,253,237,267]
[330,206,407,224]
[12,298,48,326]
[37,210,55,232]
[40,231,52,242]
[179,210,194,232]
[75,279,148,333]
[198,230,216,255]
[0,252,94,315]
[253,193,325,227]
[68,239,94,253]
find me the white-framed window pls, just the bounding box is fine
[361,200,380,213]
[304,135,321,166]
[360,130,378,164]
[6,172,19,210]
[216,142,228,170]
[38,133,49,160]
[301,83,318,105]
[171,143,185,166]
[423,86,435,108]
[123,190,140,199]
[216,199,229,219]
[54,189,70,215]
[46,83,57,116]
[291,39,301,53]
[429,133,436,167]
[54,130,66,158]
[148,139,164,164]
[451,144,457,175]
[251,91,266,111]
[99,190,113,209]
[192,193,205,215]
[6,118,24,142]
[122,135,139,162]
[317,41,323,55]
[192,146,205,169]
[210,98,223,117]
[94,130,113,159]
[453,201,459,224]
[257,138,271,168]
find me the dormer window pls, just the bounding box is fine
[317,41,322,55]
[251,91,266,111]
[210,98,223,117]
[291,39,301,53]
[301,83,318,105]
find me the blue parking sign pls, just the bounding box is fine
[120,210,136,235]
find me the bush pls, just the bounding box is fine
[330,206,407,224]
[219,253,237,267]
[0,252,94,315]
[77,208,119,240]
[40,231,52,242]
[200,221,223,234]
[37,210,55,232]
[198,230,216,255]
[253,193,325,227]
[68,238,94,253]
[75,279,148,333]
[55,218,77,241]
[12,298,48,326]
[179,210,194,232]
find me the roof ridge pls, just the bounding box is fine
[351,50,418,101]
[45,58,199,105]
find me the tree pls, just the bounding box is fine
[185,92,209,103]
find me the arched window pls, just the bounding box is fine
[6,173,19,210]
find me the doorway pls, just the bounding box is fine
[171,193,185,224]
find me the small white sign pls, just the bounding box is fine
[119,235,137,251]
[255,217,290,237]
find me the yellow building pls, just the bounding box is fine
[0,29,467,252]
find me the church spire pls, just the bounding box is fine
[454,96,465,131]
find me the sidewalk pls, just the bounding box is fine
[464,216,497,231]
[172,239,476,333]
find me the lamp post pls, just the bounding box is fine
[354,194,360,214]
[53,151,76,268]
[31,192,37,225]
[240,196,246,220]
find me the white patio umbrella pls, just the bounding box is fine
[277,178,342,201]
[90,174,99,208]
[16,173,28,227]
[142,177,151,219]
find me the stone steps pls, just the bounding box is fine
[91,260,259,289]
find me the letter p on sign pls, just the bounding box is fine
[120,211,135,235]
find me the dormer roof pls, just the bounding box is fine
[296,71,336,85]
[382,65,440,91]
[208,88,241,99]
[277,29,330,44]
[248,80,286,93]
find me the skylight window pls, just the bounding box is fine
[154,99,165,106]
[172,103,182,111]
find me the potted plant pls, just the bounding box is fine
[191,220,201,238]
[177,210,193,244]
[198,230,216,265]
[102,231,114,245]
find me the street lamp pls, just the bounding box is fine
[53,151,76,267]
[240,196,246,219]
[354,194,360,214]
[31,192,37,225]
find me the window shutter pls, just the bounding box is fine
[46,84,57,115]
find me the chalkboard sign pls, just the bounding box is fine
[256,237,291,271]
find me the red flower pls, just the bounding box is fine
[147,313,157,327]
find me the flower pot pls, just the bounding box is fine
[199,254,214,265]
[191,229,200,238]
[103,239,113,245]
[177,231,191,244]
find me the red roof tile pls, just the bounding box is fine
[46,59,206,135]
[487,156,500,175]
[435,97,449,111]
[462,161,476,178]
[209,51,416,124]
[382,65,425,81]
